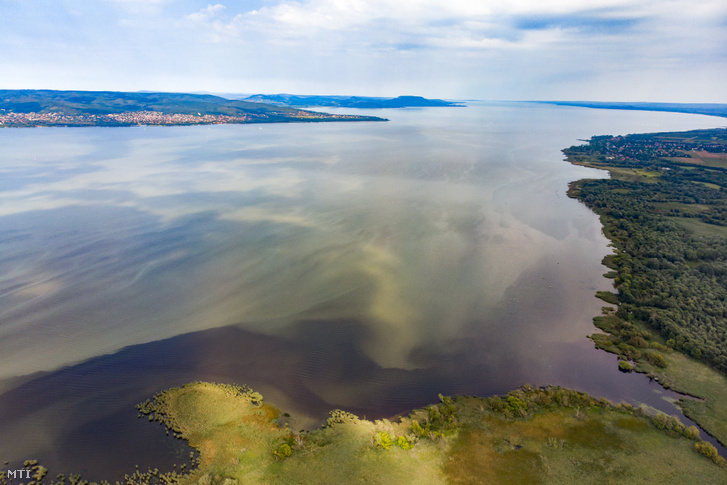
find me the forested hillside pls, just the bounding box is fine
[0,90,384,126]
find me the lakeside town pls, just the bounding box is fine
[0,110,255,127]
[593,133,727,161]
[0,109,371,127]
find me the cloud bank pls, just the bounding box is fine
[0,0,725,101]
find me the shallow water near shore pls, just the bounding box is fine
[0,102,724,479]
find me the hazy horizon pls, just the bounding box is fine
[1,1,725,103]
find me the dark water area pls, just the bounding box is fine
[0,103,725,480]
[0,325,713,481]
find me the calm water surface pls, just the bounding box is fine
[0,102,724,478]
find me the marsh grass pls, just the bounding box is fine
[590,312,727,448]
[442,397,725,485]
[656,352,727,447]
[586,285,727,449]
[131,383,725,485]
[6,383,725,484]
[669,216,727,237]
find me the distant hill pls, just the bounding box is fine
[243,94,464,109]
[539,101,727,119]
[0,90,385,127]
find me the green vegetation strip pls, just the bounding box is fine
[4,383,725,485]
[564,127,727,447]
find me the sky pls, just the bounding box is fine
[1,0,726,102]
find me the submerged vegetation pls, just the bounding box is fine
[564,127,727,447]
[3,383,725,484]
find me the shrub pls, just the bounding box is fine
[694,441,719,461]
[694,440,721,464]
[618,360,633,372]
[249,391,264,406]
[628,336,649,348]
[554,389,570,407]
[645,352,668,368]
[273,443,292,460]
[486,396,506,413]
[684,426,701,440]
[374,432,393,450]
[531,391,552,407]
[650,341,668,352]
[651,413,685,436]
[326,409,359,427]
[617,343,642,360]
[506,396,528,416]
[396,435,413,450]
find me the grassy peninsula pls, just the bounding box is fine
[564,128,727,447]
[4,382,725,485]
[0,90,385,127]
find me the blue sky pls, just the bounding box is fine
[1,0,726,101]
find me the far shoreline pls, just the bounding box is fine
[0,110,386,128]
[537,100,727,119]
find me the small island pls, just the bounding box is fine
[0,90,386,128]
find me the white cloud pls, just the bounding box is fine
[182,0,650,51]
[1,0,725,100]
[187,3,226,22]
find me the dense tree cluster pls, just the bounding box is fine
[565,129,727,373]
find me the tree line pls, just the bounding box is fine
[564,128,727,373]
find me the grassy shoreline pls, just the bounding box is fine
[564,128,727,448]
[4,382,725,484]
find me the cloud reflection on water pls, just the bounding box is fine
[0,113,566,381]
[0,104,721,391]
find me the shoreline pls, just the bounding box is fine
[0,110,386,128]
[562,127,727,450]
[537,101,727,119]
[7,382,724,484]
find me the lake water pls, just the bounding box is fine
[0,102,724,479]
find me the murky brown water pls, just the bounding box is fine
[0,102,723,479]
